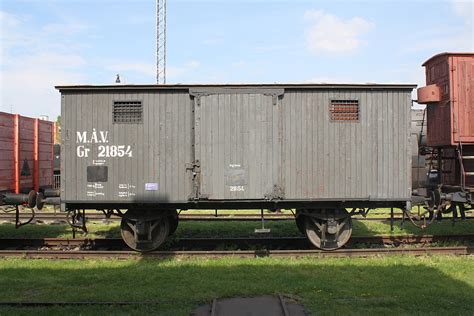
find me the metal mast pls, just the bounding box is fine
[156,0,166,84]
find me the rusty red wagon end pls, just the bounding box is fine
[0,112,55,207]
[417,52,474,147]
[417,52,474,196]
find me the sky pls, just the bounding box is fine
[0,0,473,120]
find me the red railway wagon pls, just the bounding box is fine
[417,52,474,191]
[0,112,55,207]
[417,52,474,146]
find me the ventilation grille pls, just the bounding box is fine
[113,101,142,123]
[329,100,359,121]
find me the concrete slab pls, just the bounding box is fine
[191,295,307,316]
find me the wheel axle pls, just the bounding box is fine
[297,209,352,250]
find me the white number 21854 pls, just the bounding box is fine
[98,145,133,158]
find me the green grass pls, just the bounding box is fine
[0,256,472,315]
[0,210,473,314]
[352,219,474,236]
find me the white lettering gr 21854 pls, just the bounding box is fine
[76,129,133,158]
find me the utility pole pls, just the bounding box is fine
[156,0,166,84]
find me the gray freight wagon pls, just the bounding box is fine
[56,84,415,251]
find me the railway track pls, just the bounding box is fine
[1,212,473,223]
[1,234,473,249]
[0,301,158,307]
[0,246,471,260]
[0,234,472,260]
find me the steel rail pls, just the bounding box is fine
[0,234,472,251]
[0,301,159,307]
[0,246,471,260]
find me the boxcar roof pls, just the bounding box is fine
[56,83,416,92]
[422,52,474,66]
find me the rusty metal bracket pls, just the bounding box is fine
[190,88,284,106]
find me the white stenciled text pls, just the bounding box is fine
[76,129,133,158]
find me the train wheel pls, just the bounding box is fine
[304,209,352,250]
[168,210,179,236]
[121,211,170,252]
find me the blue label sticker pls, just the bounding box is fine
[145,183,159,191]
